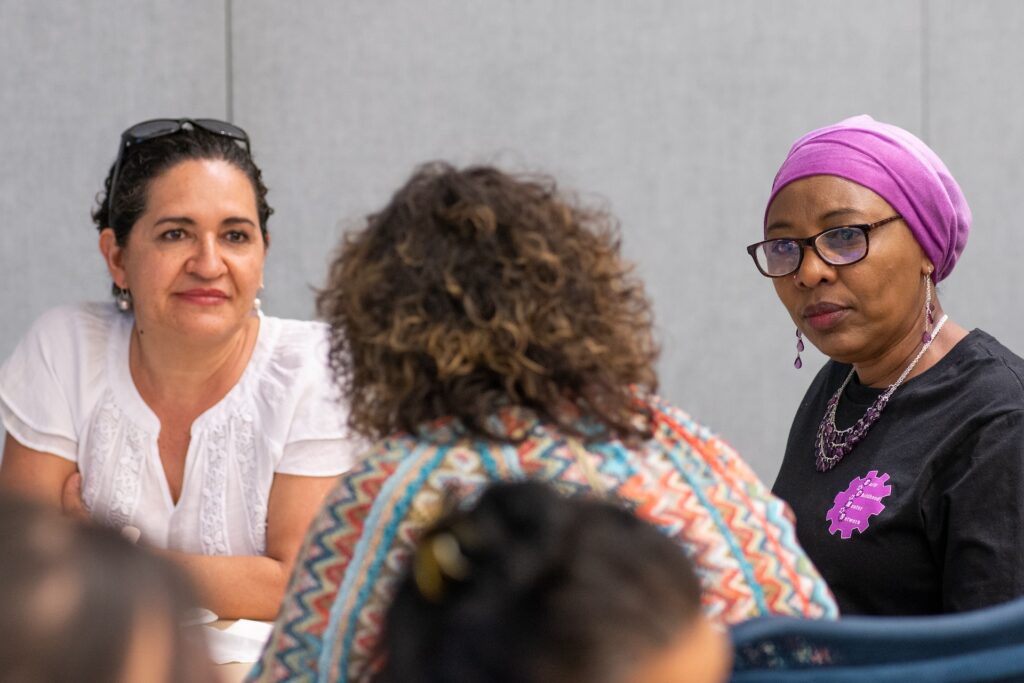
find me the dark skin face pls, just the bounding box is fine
[765,175,951,387]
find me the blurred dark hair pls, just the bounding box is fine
[0,495,216,683]
[92,124,273,245]
[317,162,659,444]
[372,480,702,683]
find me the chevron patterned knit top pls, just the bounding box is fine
[248,397,837,682]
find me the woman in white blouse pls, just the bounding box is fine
[0,119,356,619]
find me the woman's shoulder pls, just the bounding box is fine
[645,396,762,482]
[265,315,330,340]
[7,303,119,367]
[959,330,1024,393]
[918,330,1024,416]
[25,301,118,336]
[648,396,716,443]
[601,397,840,621]
[0,303,119,451]
[252,316,333,385]
[258,316,331,370]
[248,315,346,440]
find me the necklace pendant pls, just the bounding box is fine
[812,314,949,473]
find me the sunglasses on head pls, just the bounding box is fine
[106,118,251,219]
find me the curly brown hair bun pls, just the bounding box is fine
[318,162,659,443]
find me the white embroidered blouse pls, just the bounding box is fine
[0,303,357,555]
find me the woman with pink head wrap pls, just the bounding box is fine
[747,115,1024,616]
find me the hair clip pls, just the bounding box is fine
[413,531,471,603]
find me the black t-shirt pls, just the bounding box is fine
[773,330,1024,615]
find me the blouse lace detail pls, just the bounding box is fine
[112,419,148,528]
[201,417,233,556]
[81,397,116,513]
[236,412,268,554]
[84,390,148,529]
[199,408,268,556]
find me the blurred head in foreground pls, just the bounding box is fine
[372,480,731,683]
[0,495,215,683]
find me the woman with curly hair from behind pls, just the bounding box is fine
[248,163,837,682]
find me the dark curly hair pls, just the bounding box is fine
[92,123,273,246]
[317,162,659,443]
[372,480,702,683]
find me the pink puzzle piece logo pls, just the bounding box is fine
[826,470,892,539]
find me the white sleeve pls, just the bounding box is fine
[0,308,83,461]
[272,323,361,477]
[276,381,358,476]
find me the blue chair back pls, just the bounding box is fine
[730,597,1024,682]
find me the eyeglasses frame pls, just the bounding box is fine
[746,215,903,278]
[106,118,251,224]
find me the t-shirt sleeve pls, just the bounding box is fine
[0,309,81,460]
[274,347,360,477]
[930,409,1024,612]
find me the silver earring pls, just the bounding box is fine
[253,296,262,313]
[115,287,133,312]
[794,328,804,369]
[922,274,936,344]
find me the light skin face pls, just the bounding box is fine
[99,158,267,349]
[765,175,940,387]
[626,615,731,683]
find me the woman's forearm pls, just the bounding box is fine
[167,551,293,621]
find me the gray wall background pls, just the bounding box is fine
[2,1,1022,481]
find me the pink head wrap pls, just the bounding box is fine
[764,115,971,282]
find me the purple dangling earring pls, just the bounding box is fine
[922,274,936,344]
[794,329,805,369]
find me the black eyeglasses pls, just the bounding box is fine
[746,215,903,278]
[107,118,251,219]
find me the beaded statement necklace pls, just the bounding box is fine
[814,313,948,472]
